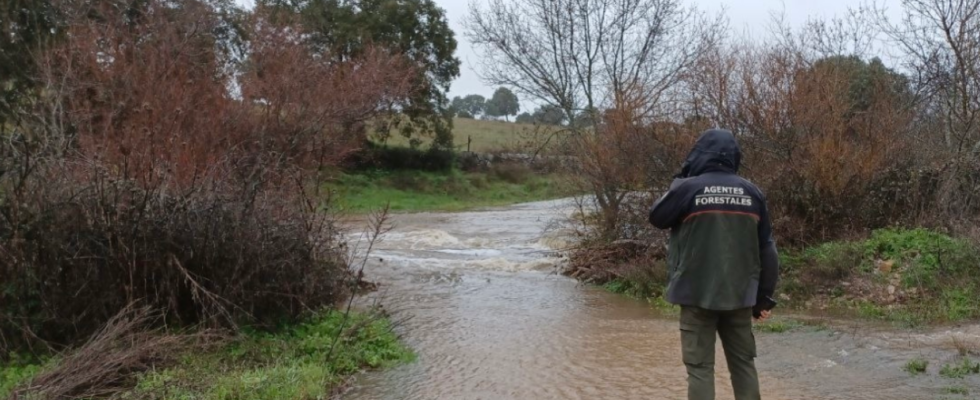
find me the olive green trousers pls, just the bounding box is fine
[680,306,761,400]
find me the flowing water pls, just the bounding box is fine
[344,200,980,400]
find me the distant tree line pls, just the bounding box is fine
[450,87,520,121]
[451,87,594,126]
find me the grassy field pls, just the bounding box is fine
[379,118,558,153]
[1,311,412,399]
[328,167,576,213]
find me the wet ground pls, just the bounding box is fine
[344,200,980,400]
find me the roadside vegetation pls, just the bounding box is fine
[944,385,970,395]
[1,0,456,396]
[0,310,411,399]
[331,166,574,213]
[940,358,980,379]
[904,358,929,376]
[129,310,411,399]
[778,229,980,324]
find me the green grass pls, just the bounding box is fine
[380,118,557,153]
[939,358,980,379]
[128,310,413,399]
[779,228,980,323]
[0,355,46,397]
[648,297,681,316]
[903,357,929,375]
[329,168,575,213]
[600,279,677,315]
[856,301,889,320]
[602,278,661,300]
[1,311,412,399]
[943,385,969,395]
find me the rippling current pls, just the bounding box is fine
[343,199,980,400]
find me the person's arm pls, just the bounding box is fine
[757,193,779,300]
[649,178,690,229]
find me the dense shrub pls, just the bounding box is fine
[0,165,346,351]
[489,163,532,184]
[564,239,667,286]
[0,0,417,354]
[347,144,455,172]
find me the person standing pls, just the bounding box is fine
[649,129,779,400]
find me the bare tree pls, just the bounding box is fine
[873,0,980,153]
[465,0,724,239]
[466,0,725,128]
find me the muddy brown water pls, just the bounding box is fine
[344,200,980,400]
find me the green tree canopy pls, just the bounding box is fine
[258,0,460,148]
[515,112,534,124]
[451,94,486,118]
[485,87,519,121]
[532,104,565,125]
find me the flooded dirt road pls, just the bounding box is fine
[345,200,980,400]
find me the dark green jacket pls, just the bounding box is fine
[649,129,778,311]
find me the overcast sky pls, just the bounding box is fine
[234,0,905,102]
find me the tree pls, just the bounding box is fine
[573,106,600,129]
[532,105,566,125]
[874,0,980,154]
[0,0,62,127]
[451,94,486,118]
[466,0,722,130]
[806,55,911,119]
[515,112,534,124]
[485,87,520,121]
[467,0,724,238]
[258,0,460,148]
[0,0,246,130]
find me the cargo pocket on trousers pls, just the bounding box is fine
[680,323,707,365]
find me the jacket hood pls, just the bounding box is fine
[676,129,741,178]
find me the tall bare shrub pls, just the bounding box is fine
[0,0,416,353]
[467,0,724,239]
[871,0,980,225]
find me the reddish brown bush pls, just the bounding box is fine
[0,0,417,353]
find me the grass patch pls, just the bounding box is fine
[943,385,969,395]
[602,278,661,300]
[780,228,980,323]
[649,297,681,316]
[129,310,412,399]
[330,167,575,213]
[903,357,929,375]
[939,358,980,379]
[2,311,411,399]
[599,277,678,316]
[0,355,46,397]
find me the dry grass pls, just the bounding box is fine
[564,239,667,284]
[8,306,212,400]
[378,118,563,153]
